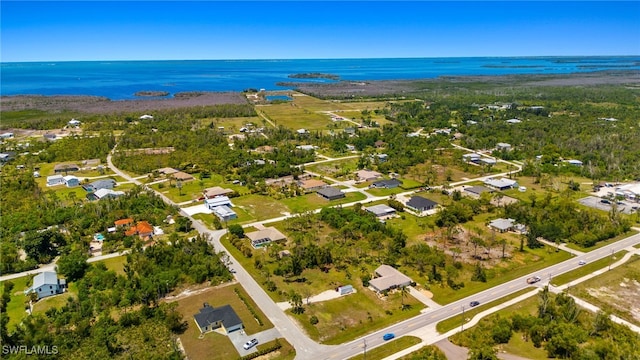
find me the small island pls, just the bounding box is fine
[288,73,340,80]
[134,91,170,97]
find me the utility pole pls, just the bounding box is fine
[461,305,465,331]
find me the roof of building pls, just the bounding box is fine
[484,178,518,189]
[54,163,79,171]
[299,179,328,190]
[47,175,64,180]
[406,196,438,210]
[203,186,234,198]
[114,218,133,226]
[91,179,117,189]
[32,271,59,289]
[157,167,178,175]
[489,218,516,231]
[212,205,236,218]
[496,142,511,147]
[369,265,412,292]
[462,153,481,159]
[173,171,194,181]
[355,169,382,180]
[193,304,242,331]
[316,186,345,198]
[245,227,286,242]
[94,189,124,199]
[365,204,397,217]
[464,186,494,195]
[205,196,233,208]
[125,221,154,237]
[372,179,402,188]
[63,175,79,181]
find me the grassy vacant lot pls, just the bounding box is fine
[436,288,536,333]
[305,157,359,179]
[551,250,628,286]
[171,283,274,360]
[232,194,290,221]
[280,191,367,213]
[425,245,572,305]
[347,336,422,360]
[290,286,424,345]
[150,173,250,203]
[97,255,127,275]
[572,254,640,326]
[258,104,331,130]
[196,116,264,131]
[1,276,31,332]
[450,295,549,360]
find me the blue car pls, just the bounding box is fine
[383,333,395,341]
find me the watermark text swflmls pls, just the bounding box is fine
[2,345,59,355]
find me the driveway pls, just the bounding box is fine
[229,326,282,356]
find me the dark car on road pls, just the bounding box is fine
[469,301,480,307]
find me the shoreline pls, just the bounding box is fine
[2,70,639,114]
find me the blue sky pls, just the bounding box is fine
[1,1,639,62]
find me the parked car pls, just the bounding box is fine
[469,301,480,307]
[243,338,258,350]
[383,333,395,341]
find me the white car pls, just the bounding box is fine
[243,338,258,350]
[578,260,586,265]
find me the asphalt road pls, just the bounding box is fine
[314,231,640,360]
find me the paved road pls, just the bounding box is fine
[313,232,640,360]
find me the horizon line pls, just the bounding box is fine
[3,54,640,64]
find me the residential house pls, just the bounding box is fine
[355,169,382,182]
[212,206,237,222]
[374,153,388,162]
[374,140,386,148]
[0,132,14,139]
[54,163,79,173]
[193,303,243,334]
[83,179,116,192]
[496,142,512,151]
[63,175,80,187]
[125,221,155,239]
[316,186,345,201]
[566,159,583,166]
[0,153,10,162]
[463,186,494,198]
[299,179,328,192]
[24,271,66,300]
[489,218,516,233]
[87,188,125,201]
[245,227,287,248]
[173,171,195,182]
[296,129,309,135]
[462,153,481,163]
[344,128,356,136]
[370,179,402,189]
[43,133,57,141]
[139,114,154,120]
[157,167,178,175]
[46,175,65,187]
[68,119,81,127]
[484,177,518,190]
[114,218,134,228]
[295,145,316,151]
[365,204,396,218]
[506,118,522,124]
[81,158,101,167]
[203,186,234,199]
[346,144,356,151]
[406,196,438,212]
[205,196,233,210]
[369,265,413,293]
[480,157,497,165]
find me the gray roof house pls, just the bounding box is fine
[464,186,494,198]
[245,227,287,248]
[488,218,516,232]
[369,265,413,293]
[83,179,116,192]
[365,204,397,218]
[406,196,438,212]
[24,271,66,300]
[370,179,402,189]
[193,303,243,334]
[484,177,518,190]
[316,186,345,200]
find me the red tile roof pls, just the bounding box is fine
[114,218,133,226]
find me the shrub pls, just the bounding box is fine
[310,315,319,325]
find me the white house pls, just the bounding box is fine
[139,114,154,120]
[46,175,65,187]
[68,119,81,127]
[24,271,66,300]
[63,175,80,187]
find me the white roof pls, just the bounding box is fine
[139,114,154,119]
[94,188,125,199]
[212,205,236,218]
[63,175,78,181]
[205,196,232,207]
[365,204,396,216]
[489,218,516,231]
[47,175,64,180]
[369,265,412,292]
[484,177,518,188]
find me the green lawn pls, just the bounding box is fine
[173,284,274,360]
[347,336,422,360]
[232,194,290,221]
[290,288,424,345]
[96,255,128,275]
[428,245,572,304]
[32,283,78,315]
[1,276,31,332]
[436,288,536,333]
[150,173,251,203]
[258,104,332,130]
[280,192,367,213]
[551,250,627,286]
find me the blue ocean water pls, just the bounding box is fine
[1,57,639,100]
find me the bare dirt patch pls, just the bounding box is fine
[585,277,640,324]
